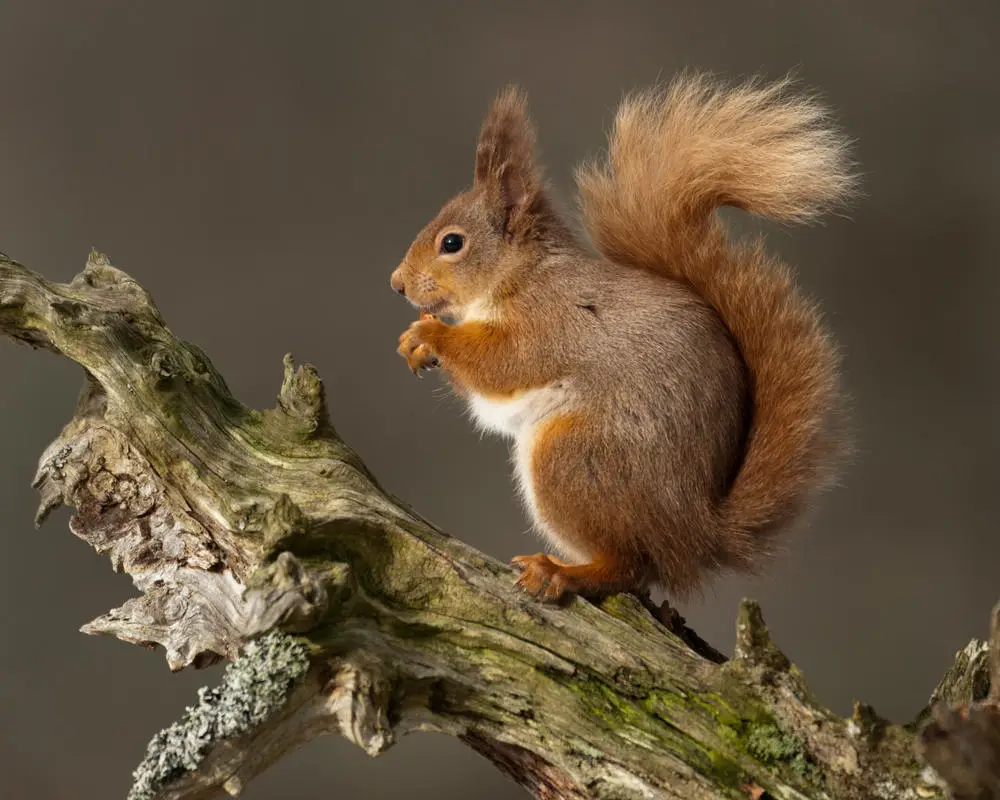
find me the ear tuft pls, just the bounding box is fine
[474,85,536,187]
[474,85,544,236]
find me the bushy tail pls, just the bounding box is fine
[576,73,857,559]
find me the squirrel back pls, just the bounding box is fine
[576,74,856,565]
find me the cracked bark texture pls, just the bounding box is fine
[1,250,997,800]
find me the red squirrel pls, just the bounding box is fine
[390,74,855,603]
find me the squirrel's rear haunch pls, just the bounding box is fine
[576,73,857,564]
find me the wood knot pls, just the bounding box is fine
[243,551,336,636]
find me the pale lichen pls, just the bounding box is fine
[745,722,819,783]
[128,631,310,800]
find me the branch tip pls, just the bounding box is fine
[33,482,62,527]
[733,598,790,672]
[274,353,331,435]
[80,570,251,670]
[919,638,993,727]
[850,701,888,743]
[87,248,111,268]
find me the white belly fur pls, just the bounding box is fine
[465,384,588,562]
[466,389,554,438]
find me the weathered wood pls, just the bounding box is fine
[1,250,996,800]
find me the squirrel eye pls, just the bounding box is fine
[440,232,465,254]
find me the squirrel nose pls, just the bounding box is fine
[390,271,406,295]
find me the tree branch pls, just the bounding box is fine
[2,251,996,799]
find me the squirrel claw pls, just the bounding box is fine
[397,322,440,374]
[407,346,438,376]
[511,553,570,603]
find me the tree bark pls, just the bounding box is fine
[1,250,997,800]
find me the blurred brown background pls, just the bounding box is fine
[1,1,998,798]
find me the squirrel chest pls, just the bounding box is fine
[466,385,582,560]
[466,386,571,439]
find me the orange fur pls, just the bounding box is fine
[399,317,559,395]
[391,73,856,603]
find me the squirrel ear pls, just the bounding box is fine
[474,86,544,238]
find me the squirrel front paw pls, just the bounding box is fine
[397,318,441,375]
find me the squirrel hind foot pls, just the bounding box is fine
[511,552,645,603]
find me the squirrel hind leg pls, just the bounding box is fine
[511,552,647,604]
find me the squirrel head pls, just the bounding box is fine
[390,86,567,320]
